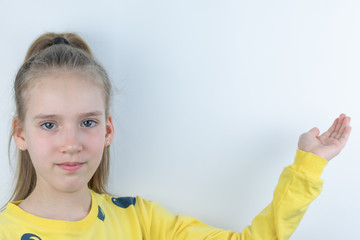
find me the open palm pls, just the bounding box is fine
[298,114,351,161]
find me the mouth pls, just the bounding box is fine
[56,162,85,172]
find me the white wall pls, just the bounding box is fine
[1,0,359,239]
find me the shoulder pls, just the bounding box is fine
[0,210,8,229]
[90,190,160,229]
[0,203,17,224]
[90,191,166,220]
[91,191,138,208]
[90,190,153,217]
[0,203,24,237]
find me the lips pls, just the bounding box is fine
[57,162,85,172]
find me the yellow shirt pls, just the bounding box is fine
[0,150,327,240]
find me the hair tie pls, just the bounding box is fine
[50,37,70,46]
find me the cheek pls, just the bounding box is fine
[26,134,58,172]
[27,132,57,156]
[84,130,106,154]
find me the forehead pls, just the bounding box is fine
[25,72,105,118]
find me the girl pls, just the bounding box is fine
[0,32,351,239]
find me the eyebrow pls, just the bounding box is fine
[33,111,104,120]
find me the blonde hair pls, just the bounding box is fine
[6,32,112,206]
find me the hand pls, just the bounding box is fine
[298,114,352,161]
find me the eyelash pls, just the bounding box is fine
[40,120,97,130]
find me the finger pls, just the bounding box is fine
[338,125,352,146]
[308,127,320,137]
[325,117,339,139]
[335,116,351,139]
[333,115,349,139]
[332,115,345,137]
[329,114,346,138]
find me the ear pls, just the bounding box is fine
[104,115,114,147]
[13,117,27,151]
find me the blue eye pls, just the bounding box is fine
[41,122,56,130]
[82,120,96,127]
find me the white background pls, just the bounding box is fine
[0,0,359,239]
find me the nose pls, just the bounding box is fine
[60,125,83,155]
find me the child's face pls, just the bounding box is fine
[14,72,114,194]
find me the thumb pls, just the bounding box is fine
[308,127,320,137]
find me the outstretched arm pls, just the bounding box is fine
[298,113,351,161]
[140,114,352,240]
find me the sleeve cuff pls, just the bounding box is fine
[291,149,328,177]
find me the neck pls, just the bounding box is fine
[18,184,92,221]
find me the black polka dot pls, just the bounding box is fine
[112,197,136,208]
[97,205,105,221]
[21,233,41,240]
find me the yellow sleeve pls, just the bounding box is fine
[136,149,328,240]
[241,149,328,239]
